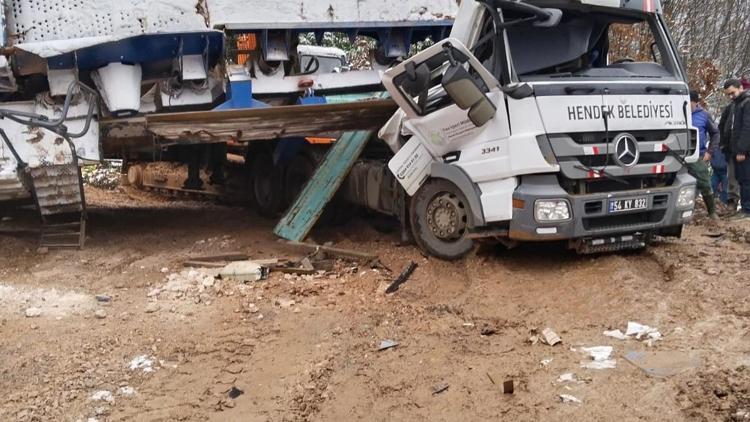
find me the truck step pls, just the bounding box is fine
[28,164,87,249]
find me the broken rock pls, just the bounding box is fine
[25,307,42,318]
[220,261,267,283]
[275,298,296,309]
[378,340,399,351]
[560,394,582,404]
[90,391,114,403]
[557,373,577,383]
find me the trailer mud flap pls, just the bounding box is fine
[274,130,372,242]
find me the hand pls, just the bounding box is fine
[738,154,747,162]
[703,152,712,162]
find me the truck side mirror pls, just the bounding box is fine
[442,64,496,127]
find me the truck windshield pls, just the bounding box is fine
[504,9,679,81]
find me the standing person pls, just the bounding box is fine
[689,90,719,219]
[710,135,730,205]
[719,79,750,220]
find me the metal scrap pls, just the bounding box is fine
[378,340,399,351]
[624,350,701,378]
[385,261,417,294]
[541,328,562,346]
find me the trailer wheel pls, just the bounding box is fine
[410,179,474,260]
[283,152,317,208]
[249,150,284,218]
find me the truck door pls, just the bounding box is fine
[381,39,511,194]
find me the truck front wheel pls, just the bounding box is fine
[409,179,474,260]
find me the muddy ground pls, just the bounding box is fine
[1,186,750,422]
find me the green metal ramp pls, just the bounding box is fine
[274,130,373,242]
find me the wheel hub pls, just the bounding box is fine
[426,194,467,240]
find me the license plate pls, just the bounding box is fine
[609,197,648,213]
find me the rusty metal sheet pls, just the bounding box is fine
[145,100,398,142]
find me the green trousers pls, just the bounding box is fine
[687,160,717,216]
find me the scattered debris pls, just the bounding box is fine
[378,340,399,351]
[82,162,120,189]
[502,380,514,394]
[432,383,450,395]
[275,298,296,309]
[94,309,107,319]
[90,390,114,403]
[624,350,701,378]
[541,328,562,346]
[95,295,112,303]
[25,307,42,318]
[227,386,244,399]
[276,265,317,275]
[219,261,269,283]
[560,394,582,404]
[580,346,617,370]
[385,261,418,294]
[603,329,628,340]
[557,373,577,383]
[625,322,661,339]
[486,372,497,385]
[541,358,554,368]
[480,326,498,336]
[288,242,378,261]
[118,386,136,396]
[625,321,663,345]
[129,355,156,373]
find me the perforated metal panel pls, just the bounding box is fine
[7,0,208,44]
[208,0,459,26]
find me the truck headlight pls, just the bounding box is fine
[535,200,571,222]
[676,186,696,209]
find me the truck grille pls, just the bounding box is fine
[582,210,666,231]
[569,130,671,145]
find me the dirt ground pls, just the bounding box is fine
[2,186,750,422]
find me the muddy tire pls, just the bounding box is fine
[248,149,284,218]
[409,178,474,260]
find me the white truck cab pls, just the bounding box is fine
[382,0,698,258]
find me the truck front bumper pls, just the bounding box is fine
[509,172,696,243]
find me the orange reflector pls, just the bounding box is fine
[306,137,337,145]
[513,199,526,209]
[236,34,257,65]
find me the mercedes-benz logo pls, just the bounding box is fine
[613,133,640,168]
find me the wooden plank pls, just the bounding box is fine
[184,258,281,269]
[274,130,373,242]
[187,252,249,262]
[146,100,397,142]
[285,242,378,261]
[183,261,227,268]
